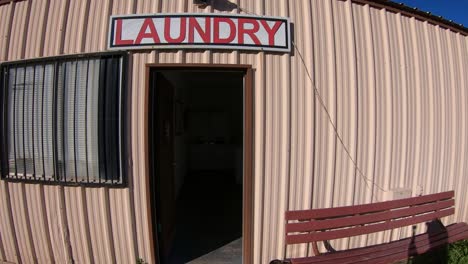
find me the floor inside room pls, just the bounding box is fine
[187,238,242,264]
[167,170,243,264]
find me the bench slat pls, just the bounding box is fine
[359,231,468,264]
[294,231,468,264]
[290,223,468,263]
[286,191,454,220]
[287,199,454,233]
[289,223,468,264]
[286,208,454,244]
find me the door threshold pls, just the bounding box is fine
[187,238,242,264]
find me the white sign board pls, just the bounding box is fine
[108,13,291,52]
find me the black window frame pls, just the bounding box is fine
[0,52,128,187]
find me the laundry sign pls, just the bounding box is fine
[108,13,291,52]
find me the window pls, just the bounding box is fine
[0,53,126,185]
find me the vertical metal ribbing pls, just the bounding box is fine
[0,68,3,177]
[0,67,2,178]
[103,58,108,183]
[98,57,107,183]
[22,65,27,178]
[97,57,104,183]
[118,56,123,184]
[2,67,10,176]
[0,67,5,177]
[31,65,36,179]
[121,55,127,185]
[13,66,17,178]
[52,62,59,181]
[62,62,67,182]
[73,60,78,182]
[97,58,101,183]
[41,63,46,180]
[85,59,90,183]
[113,56,120,183]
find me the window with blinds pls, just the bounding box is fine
[0,54,125,185]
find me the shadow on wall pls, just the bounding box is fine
[194,0,238,12]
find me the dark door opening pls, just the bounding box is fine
[149,67,248,264]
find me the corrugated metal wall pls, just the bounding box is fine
[0,0,467,263]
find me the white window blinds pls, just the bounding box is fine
[1,54,124,185]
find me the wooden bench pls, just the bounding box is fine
[271,191,468,264]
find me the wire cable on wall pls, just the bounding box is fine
[236,5,389,198]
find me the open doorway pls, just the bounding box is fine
[148,66,252,264]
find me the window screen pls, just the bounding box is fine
[0,54,125,185]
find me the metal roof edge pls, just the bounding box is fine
[352,0,467,35]
[0,0,25,6]
[1,0,467,35]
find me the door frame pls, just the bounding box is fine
[145,64,254,264]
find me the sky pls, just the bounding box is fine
[393,0,468,27]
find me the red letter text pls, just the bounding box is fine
[260,20,282,46]
[238,18,260,45]
[164,17,187,43]
[135,18,161,44]
[188,17,211,43]
[214,17,236,44]
[115,19,134,45]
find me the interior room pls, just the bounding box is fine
[155,70,244,263]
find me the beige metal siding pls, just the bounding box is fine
[23,0,47,58]
[43,185,71,263]
[42,0,68,57]
[7,0,28,60]
[0,183,20,263]
[0,0,467,263]
[0,3,13,60]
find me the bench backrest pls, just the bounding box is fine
[285,191,455,245]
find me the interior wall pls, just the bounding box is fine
[163,73,189,199]
[186,74,243,176]
[163,71,244,194]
